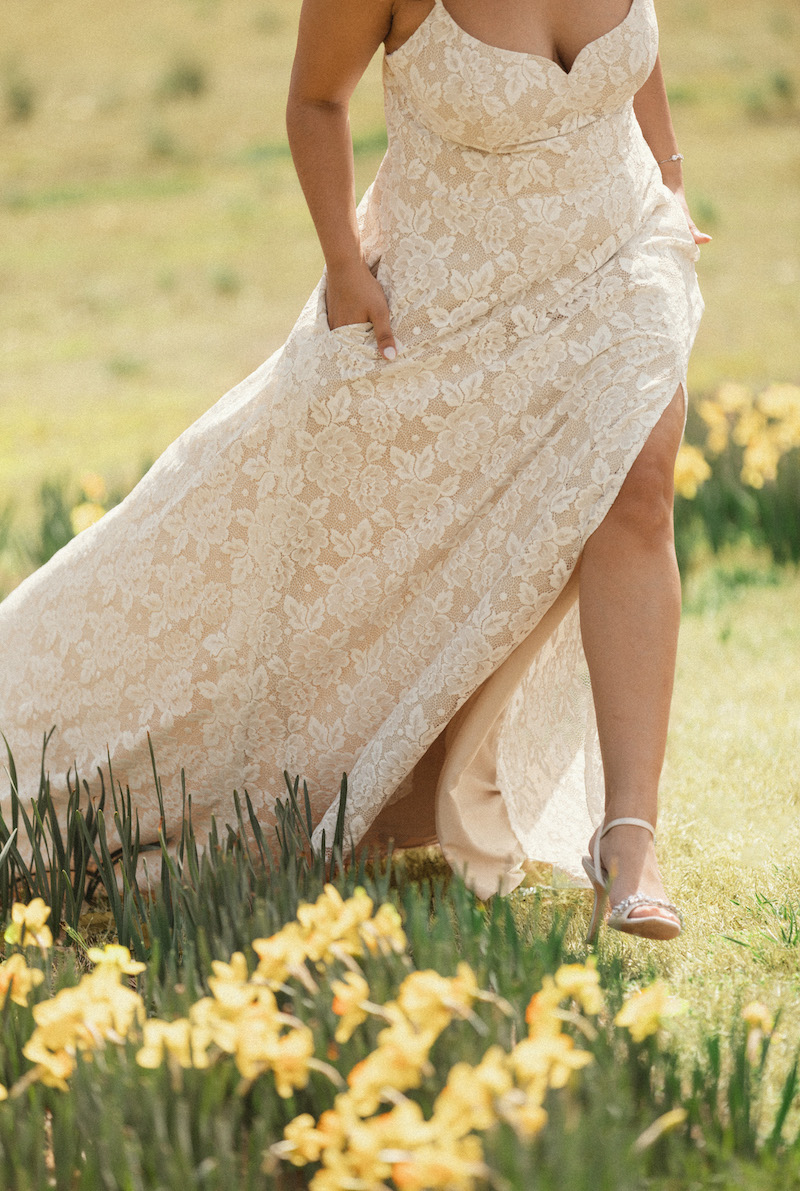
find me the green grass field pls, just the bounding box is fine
[2,0,799,517]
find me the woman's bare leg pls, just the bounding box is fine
[579,384,686,924]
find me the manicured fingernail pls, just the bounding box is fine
[383,346,397,361]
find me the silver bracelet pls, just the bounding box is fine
[657,153,684,166]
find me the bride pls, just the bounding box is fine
[0,0,709,940]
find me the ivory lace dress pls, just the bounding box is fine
[0,0,702,898]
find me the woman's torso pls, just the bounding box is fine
[350,0,670,347]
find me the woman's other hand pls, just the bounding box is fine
[632,58,712,247]
[663,176,713,245]
[326,258,398,360]
[677,191,713,246]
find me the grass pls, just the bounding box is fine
[1,0,799,517]
[627,562,800,1125]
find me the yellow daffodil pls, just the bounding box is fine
[757,383,800,425]
[208,955,272,1016]
[314,1099,353,1153]
[742,1001,773,1034]
[0,1084,7,1101]
[22,964,146,1091]
[0,953,45,1007]
[434,1045,511,1134]
[715,382,751,415]
[733,405,767,449]
[241,1021,315,1097]
[4,898,53,952]
[391,1134,487,1190]
[230,1007,283,1081]
[673,443,712,500]
[252,922,309,986]
[300,1095,395,1190]
[209,950,250,987]
[188,987,275,1058]
[90,975,146,1039]
[347,1020,436,1115]
[372,1098,439,1150]
[21,1030,76,1091]
[252,888,406,990]
[296,885,373,966]
[742,1001,774,1065]
[136,1017,210,1070]
[741,433,781,488]
[28,990,86,1052]
[335,1120,387,1181]
[499,1093,549,1139]
[394,965,478,1036]
[553,957,604,1016]
[360,901,407,955]
[86,943,146,976]
[773,411,800,454]
[698,399,730,455]
[331,970,371,1043]
[312,1145,392,1191]
[189,996,234,1054]
[79,471,107,504]
[278,1112,332,1166]
[34,975,143,1046]
[524,975,563,1038]
[70,502,106,536]
[511,1031,593,1090]
[614,981,687,1043]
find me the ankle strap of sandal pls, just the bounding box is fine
[600,817,656,841]
[593,817,656,878]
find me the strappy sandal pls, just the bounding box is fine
[582,816,682,944]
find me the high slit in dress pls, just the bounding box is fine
[0,0,703,899]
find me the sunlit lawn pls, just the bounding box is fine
[659,561,800,1098]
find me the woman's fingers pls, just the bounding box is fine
[676,193,712,245]
[325,259,398,356]
[371,298,398,361]
[690,222,713,245]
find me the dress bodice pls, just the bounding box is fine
[355,0,676,343]
[383,0,659,154]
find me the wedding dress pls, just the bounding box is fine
[0,0,702,898]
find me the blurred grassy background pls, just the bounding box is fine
[1,0,798,519]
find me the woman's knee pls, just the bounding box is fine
[604,387,685,546]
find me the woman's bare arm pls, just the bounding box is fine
[287,0,399,356]
[633,56,711,245]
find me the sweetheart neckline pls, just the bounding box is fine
[386,0,641,78]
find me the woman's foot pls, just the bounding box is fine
[587,821,681,933]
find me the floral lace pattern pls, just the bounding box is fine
[0,0,702,886]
